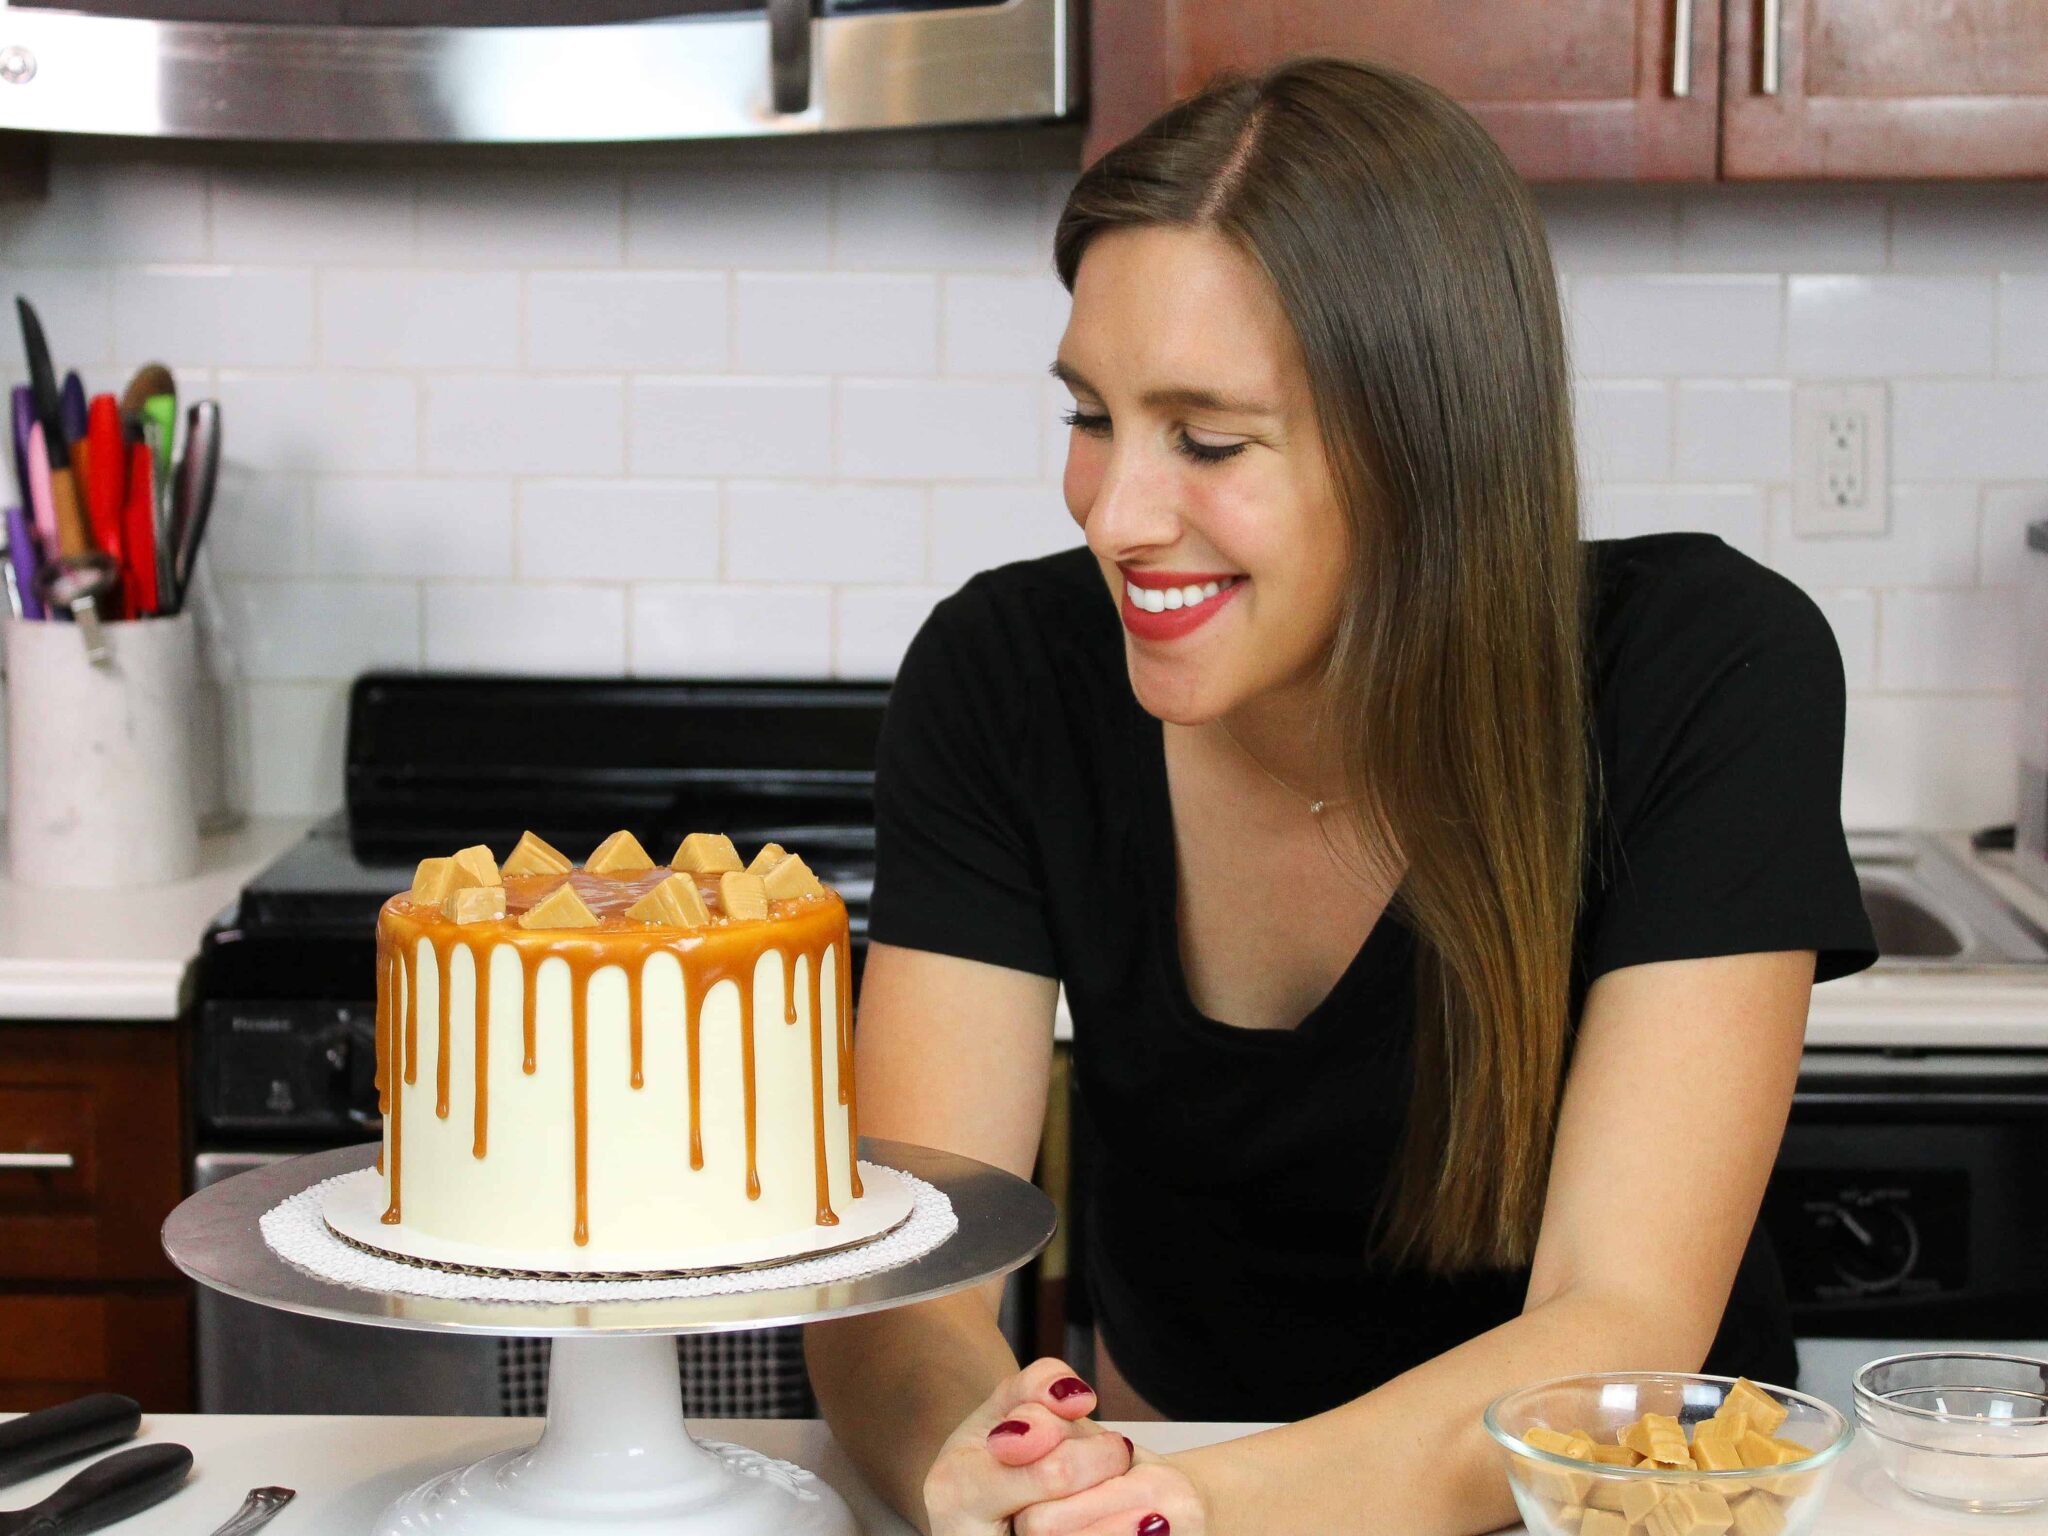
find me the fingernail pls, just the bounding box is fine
[1048,1376,1093,1401]
[1137,1516,1170,1536]
[988,1420,1030,1438]
[1121,1434,1135,1458]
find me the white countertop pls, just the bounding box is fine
[0,817,311,1020]
[2,1413,2034,1535]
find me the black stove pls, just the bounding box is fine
[192,672,889,1146]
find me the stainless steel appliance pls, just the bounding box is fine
[190,672,889,1415]
[0,0,1075,142]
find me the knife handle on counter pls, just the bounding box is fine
[0,1441,191,1535]
[0,1394,139,1488]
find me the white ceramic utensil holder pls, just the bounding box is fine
[4,611,201,887]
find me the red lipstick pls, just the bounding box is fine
[1117,566,1245,642]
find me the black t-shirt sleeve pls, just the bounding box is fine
[1584,552,1877,985]
[866,583,1059,979]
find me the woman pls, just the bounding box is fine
[805,56,1874,1536]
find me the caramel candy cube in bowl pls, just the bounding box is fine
[1485,1373,1850,1536]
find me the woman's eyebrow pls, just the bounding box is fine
[1049,358,1277,417]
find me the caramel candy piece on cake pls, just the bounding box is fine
[518,882,599,930]
[761,852,826,900]
[674,832,743,874]
[444,885,506,924]
[627,873,711,928]
[1720,1380,1788,1437]
[1644,1487,1735,1536]
[720,871,769,922]
[503,830,572,877]
[586,829,655,875]
[412,856,462,904]
[452,843,500,887]
[746,842,789,876]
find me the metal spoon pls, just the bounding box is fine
[35,550,120,667]
[206,1485,295,1536]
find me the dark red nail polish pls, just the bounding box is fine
[988,1420,1030,1438]
[1048,1376,1093,1401]
[1137,1516,1170,1536]
[1121,1434,1135,1458]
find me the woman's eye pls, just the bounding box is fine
[1060,408,1248,467]
[1060,407,1110,436]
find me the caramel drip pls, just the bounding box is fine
[433,933,454,1120]
[839,938,862,1198]
[472,944,490,1159]
[572,960,591,1246]
[374,938,392,1177]
[806,947,837,1226]
[627,960,645,1090]
[376,881,852,1248]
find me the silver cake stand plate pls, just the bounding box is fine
[163,1139,1055,1536]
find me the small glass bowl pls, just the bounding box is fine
[1853,1351,2048,1513]
[1484,1372,1851,1536]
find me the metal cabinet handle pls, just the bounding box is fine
[1671,0,1695,97]
[0,1150,75,1169]
[1760,0,1783,94]
[767,0,814,115]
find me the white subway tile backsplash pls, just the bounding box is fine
[833,172,1051,272]
[631,585,833,675]
[839,379,1041,480]
[631,377,832,477]
[1674,381,1792,481]
[1981,485,2048,585]
[115,267,315,369]
[205,468,312,578]
[1574,381,1672,482]
[1891,185,2048,272]
[2000,277,2048,376]
[312,478,515,579]
[1809,590,1878,691]
[416,169,623,267]
[1787,275,1995,379]
[519,480,720,581]
[528,272,728,372]
[226,579,421,680]
[0,162,208,266]
[425,376,625,475]
[1533,188,1678,273]
[931,485,1081,584]
[1677,187,1887,273]
[735,274,937,376]
[425,583,626,673]
[944,273,1070,375]
[320,270,520,369]
[1894,381,2048,480]
[1770,484,1980,589]
[244,681,350,816]
[216,373,420,475]
[628,168,833,271]
[836,586,947,678]
[0,266,111,370]
[1880,587,2018,691]
[1567,276,1782,377]
[1583,485,1768,561]
[1842,695,2017,828]
[726,483,926,582]
[213,168,414,263]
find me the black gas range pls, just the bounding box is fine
[192,672,888,1150]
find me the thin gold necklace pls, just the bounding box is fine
[1214,718,1355,816]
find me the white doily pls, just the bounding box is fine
[260,1161,958,1303]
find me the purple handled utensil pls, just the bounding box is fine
[5,505,42,619]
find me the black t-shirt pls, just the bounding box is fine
[868,533,1877,1423]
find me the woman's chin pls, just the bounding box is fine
[1123,648,1240,727]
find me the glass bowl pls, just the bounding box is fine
[1853,1351,2048,1512]
[1484,1372,1851,1536]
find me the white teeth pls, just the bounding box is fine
[1126,576,1242,615]
[1180,585,1203,606]
[1163,587,1184,610]
[1203,581,1221,597]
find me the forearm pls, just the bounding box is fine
[804,1281,1020,1533]
[1182,1288,1701,1536]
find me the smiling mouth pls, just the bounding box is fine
[1122,574,1246,614]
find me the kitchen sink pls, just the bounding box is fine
[1851,832,2048,968]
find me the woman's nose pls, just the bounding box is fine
[1081,445,1181,556]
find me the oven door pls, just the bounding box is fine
[0,0,1074,141]
[191,1150,505,1414]
[1764,1051,2048,1416]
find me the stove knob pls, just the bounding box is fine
[1818,1195,1921,1294]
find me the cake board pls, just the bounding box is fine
[162,1139,1056,1536]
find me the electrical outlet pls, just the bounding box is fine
[1793,384,1888,537]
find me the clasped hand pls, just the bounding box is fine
[924,1357,1210,1536]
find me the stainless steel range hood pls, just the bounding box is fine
[0,0,1074,142]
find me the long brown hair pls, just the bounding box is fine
[1054,57,1587,1273]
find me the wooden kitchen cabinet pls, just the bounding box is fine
[1085,0,1721,178]
[0,1023,192,1410]
[1722,0,2048,177]
[1085,0,2048,180]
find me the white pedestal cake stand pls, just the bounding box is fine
[161,1139,1055,1536]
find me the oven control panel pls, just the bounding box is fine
[1764,1170,1969,1304]
[195,1000,379,1136]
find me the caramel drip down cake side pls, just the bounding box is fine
[372,840,859,1253]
